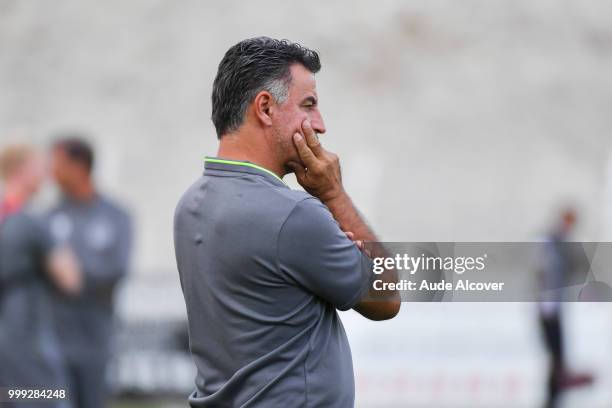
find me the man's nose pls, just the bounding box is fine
[310,110,326,135]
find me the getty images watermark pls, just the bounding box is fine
[363,242,612,302]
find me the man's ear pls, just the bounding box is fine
[253,91,274,127]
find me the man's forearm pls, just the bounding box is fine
[322,190,377,243]
[324,189,400,317]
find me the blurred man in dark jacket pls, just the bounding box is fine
[0,143,81,408]
[47,137,132,408]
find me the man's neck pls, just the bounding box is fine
[66,180,96,202]
[217,131,285,179]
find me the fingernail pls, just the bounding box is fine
[293,133,302,142]
[303,120,311,129]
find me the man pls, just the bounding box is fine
[538,209,593,408]
[47,137,132,408]
[539,208,593,408]
[0,144,80,408]
[174,37,400,407]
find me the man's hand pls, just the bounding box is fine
[287,120,344,203]
[47,246,83,295]
[345,231,376,257]
[288,120,400,320]
[287,118,375,243]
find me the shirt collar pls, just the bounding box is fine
[204,157,287,187]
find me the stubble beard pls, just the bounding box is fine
[273,126,298,172]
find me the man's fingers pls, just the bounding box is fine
[286,161,306,179]
[293,133,317,166]
[344,231,365,251]
[302,120,322,156]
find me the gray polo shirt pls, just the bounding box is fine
[174,158,372,407]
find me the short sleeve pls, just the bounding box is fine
[277,198,372,311]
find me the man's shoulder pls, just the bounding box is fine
[174,175,328,229]
[270,184,315,206]
[174,176,206,219]
[97,195,131,221]
[1,210,49,249]
[177,174,316,210]
[2,210,38,232]
[280,194,338,235]
[47,195,129,218]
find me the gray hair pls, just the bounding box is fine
[211,37,321,138]
[232,78,290,131]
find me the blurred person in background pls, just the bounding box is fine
[47,136,133,408]
[538,208,593,408]
[0,143,81,408]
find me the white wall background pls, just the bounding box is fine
[1,1,612,406]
